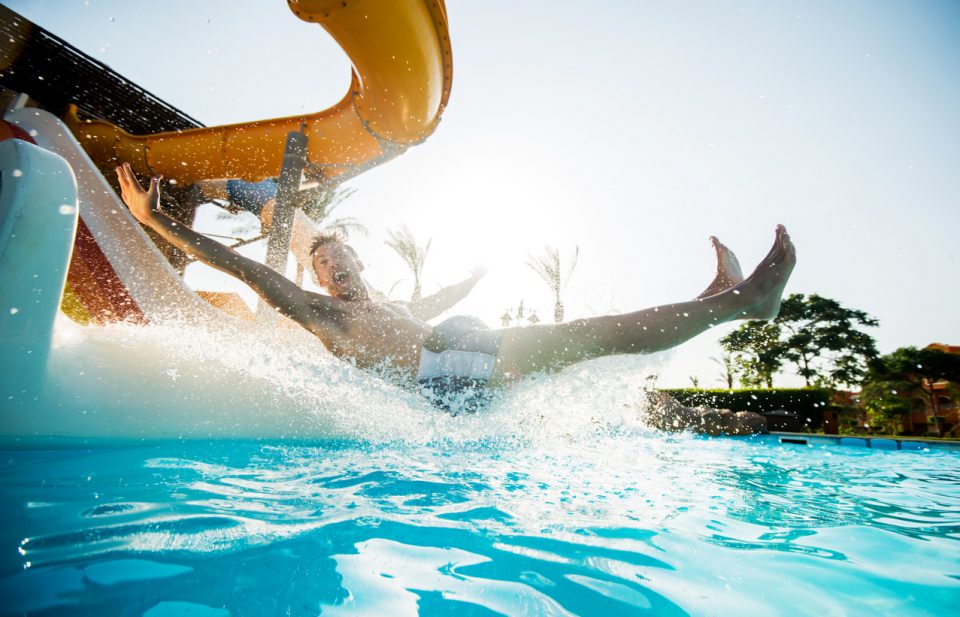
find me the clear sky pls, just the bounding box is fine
[7,0,960,387]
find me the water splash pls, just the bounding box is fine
[10,315,673,443]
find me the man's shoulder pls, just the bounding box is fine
[298,290,352,319]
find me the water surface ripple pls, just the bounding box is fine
[1,435,959,615]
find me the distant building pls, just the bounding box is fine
[924,343,959,437]
[843,343,960,437]
[926,343,960,354]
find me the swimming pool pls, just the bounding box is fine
[2,429,958,616]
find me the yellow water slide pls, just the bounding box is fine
[66,0,452,184]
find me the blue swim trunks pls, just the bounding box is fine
[225,178,278,216]
[417,316,503,414]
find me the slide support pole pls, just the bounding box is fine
[259,128,308,318]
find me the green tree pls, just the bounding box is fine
[526,245,578,323]
[861,389,912,435]
[776,294,879,387]
[719,321,783,387]
[720,294,879,388]
[862,347,960,437]
[385,225,431,303]
[711,352,739,389]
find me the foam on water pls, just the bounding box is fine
[12,314,673,443]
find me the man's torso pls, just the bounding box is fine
[306,295,432,376]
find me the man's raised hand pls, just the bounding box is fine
[115,162,161,224]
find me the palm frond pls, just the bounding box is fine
[385,225,432,301]
[526,245,579,323]
[299,184,357,225]
[323,216,369,238]
[566,245,580,288]
[525,246,562,294]
[385,226,431,277]
[526,245,578,293]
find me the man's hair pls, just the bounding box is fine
[310,232,358,258]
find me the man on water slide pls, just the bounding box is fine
[116,163,796,414]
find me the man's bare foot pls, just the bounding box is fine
[697,236,745,299]
[730,225,796,320]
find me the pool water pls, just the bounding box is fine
[2,432,958,616]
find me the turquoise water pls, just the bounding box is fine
[2,434,959,616]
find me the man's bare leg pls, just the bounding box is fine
[697,236,743,299]
[494,226,795,378]
[640,392,768,435]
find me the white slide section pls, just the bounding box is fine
[5,108,221,322]
[0,139,77,400]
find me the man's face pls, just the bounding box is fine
[312,242,365,300]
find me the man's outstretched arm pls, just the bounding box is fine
[115,164,339,327]
[408,268,486,321]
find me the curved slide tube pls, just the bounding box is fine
[67,0,453,185]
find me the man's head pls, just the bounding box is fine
[310,233,366,300]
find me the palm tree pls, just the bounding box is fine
[298,182,366,238]
[526,245,579,323]
[216,179,366,239]
[385,225,432,302]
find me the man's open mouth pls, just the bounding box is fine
[333,272,349,284]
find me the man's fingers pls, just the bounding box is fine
[115,163,151,193]
[120,162,144,191]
